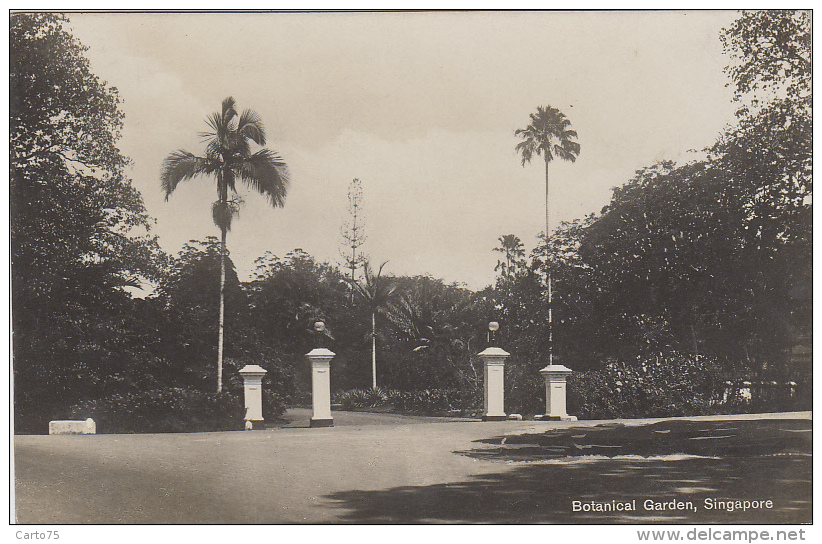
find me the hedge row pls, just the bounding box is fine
[333,353,810,420]
[66,386,287,434]
[332,387,481,416]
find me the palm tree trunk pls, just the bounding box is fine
[371,311,377,389]
[217,226,226,393]
[545,155,553,366]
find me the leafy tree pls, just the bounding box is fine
[384,276,489,392]
[11,13,162,431]
[161,97,290,392]
[715,8,811,374]
[514,105,580,365]
[248,249,350,353]
[721,10,811,113]
[155,238,248,387]
[11,14,126,173]
[246,249,371,395]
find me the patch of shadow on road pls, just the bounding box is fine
[465,419,812,460]
[324,419,811,524]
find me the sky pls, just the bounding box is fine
[66,10,741,291]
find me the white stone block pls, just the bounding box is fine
[49,418,96,435]
[508,413,523,420]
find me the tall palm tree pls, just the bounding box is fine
[161,97,289,392]
[349,261,397,389]
[493,234,525,281]
[515,105,580,365]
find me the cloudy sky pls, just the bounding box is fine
[67,10,740,290]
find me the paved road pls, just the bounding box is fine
[14,410,811,524]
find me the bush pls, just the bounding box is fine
[67,387,246,433]
[504,358,546,415]
[567,353,728,419]
[390,388,481,416]
[262,388,288,421]
[333,387,397,410]
[223,355,308,410]
[332,387,481,416]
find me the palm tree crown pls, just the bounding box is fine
[161,97,289,231]
[348,261,397,389]
[161,97,289,392]
[515,105,580,171]
[493,234,525,280]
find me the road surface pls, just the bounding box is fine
[14,410,811,524]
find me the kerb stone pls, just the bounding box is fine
[49,418,96,435]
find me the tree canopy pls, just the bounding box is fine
[721,10,811,109]
[11,13,163,431]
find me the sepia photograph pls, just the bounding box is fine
[9,8,811,534]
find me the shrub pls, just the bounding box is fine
[504,358,546,415]
[67,387,246,433]
[262,388,288,421]
[333,387,397,410]
[567,353,728,419]
[223,355,308,410]
[390,388,481,416]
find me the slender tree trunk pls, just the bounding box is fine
[371,311,377,389]
[545,155,553,366]
[216,174,228,394]
[217,226,226,393]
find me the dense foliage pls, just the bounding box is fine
[11,13,164,432]
[332,387,481,417]
[567,354,730,420]
[68,388,245,434]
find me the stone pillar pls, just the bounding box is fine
[306,348,335,428]
[478,347,509,421]
[239,364,267,430]
[537,364,577,421]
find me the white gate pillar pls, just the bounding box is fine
[537,364,577,421]
[306,348,335,427]
[478,347,509,421]
[239,365,267,430]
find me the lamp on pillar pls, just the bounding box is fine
[487,321,499,345]
[314,320,326,347]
